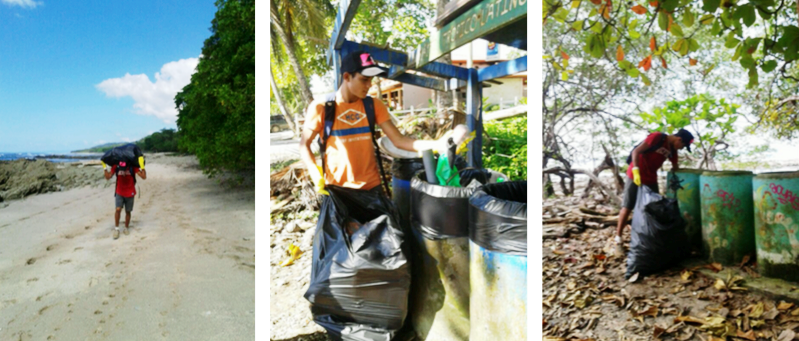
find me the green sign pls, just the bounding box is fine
[412,0,526,69]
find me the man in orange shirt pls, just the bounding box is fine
[299,50,452,194]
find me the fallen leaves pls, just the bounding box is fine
[628,272,640,283]
[631,4,647,14]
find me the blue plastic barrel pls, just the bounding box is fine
[468,181,527,340]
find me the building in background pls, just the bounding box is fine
[369,39,527,111]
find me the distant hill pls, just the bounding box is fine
[72,142,128,153]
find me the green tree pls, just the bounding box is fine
[176,0,254,175]
[270,0,334,106]
[544,0,799,88]
[638,94,741,169]
[138,128,181,153]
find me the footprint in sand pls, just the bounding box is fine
[46,244,57,251]
[57,259,71,265]
[89,277,99,287]
[74,247,83,251]
[38,305,51,315]
[26,277,38,284]
[63,234,73,240]
[26,258,36,265]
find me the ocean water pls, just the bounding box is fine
[0,152,102,163]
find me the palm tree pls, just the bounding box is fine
[269,0,333,106]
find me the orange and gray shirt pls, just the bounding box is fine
[303,92,390,190]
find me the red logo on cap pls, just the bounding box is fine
[360,53,374,67]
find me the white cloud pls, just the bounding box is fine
[2,0,40,8]
[96,57,199,123]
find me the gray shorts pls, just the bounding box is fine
[115,194,135,212]
[621,177,659,210]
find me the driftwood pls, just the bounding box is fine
[541,203,630,240]
[543,166,622,206]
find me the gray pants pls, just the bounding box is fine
[621,177,659,210]
[115,194,135,212]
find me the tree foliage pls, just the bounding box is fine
[138,129,182,153]
[544,0,799,88]
[176,0,254,175]
[638,94,741,169]
[483,116,528,180]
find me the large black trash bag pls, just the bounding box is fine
[468,181,527,256]
[100,143,144,167]
[304,185,411,341]
[625,186,690,279]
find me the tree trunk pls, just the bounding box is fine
[270,0,314,106]
[269,66,298,136]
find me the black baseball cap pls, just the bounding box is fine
[341,50,387,77]
[674,128,694,152]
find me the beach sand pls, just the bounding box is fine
[0,154,254,340]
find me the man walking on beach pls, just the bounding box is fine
[298,50,457,195]
[103,159,147,239]
[614,128,694,256]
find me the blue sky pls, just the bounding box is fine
[0,0,217,153]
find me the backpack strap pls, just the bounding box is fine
[318,92,338,178]
[363,96,392,197]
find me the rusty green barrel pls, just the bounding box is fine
[468,181,527,340]
[666,169,703,252]
[753,171,799,281]
[699,171,755,265]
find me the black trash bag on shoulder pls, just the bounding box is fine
[305,185,411,341]
[100,143,144,168]
[625,186,690,279]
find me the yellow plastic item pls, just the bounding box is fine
[632,167,641,186]
[138,156,145,170]
[456,132,477,155]
[281,243,303,267]
[101,161,107,170]
[315,166,329,196]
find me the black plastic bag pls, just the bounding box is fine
[468,181,527,256]
[410,170,497,240]
[304,186,411,341]
[625,186,689,279]
[100,143,144,167]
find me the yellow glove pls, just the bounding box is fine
[138,156,145,170]
[313,166,329,196]
[101,161,107,170]
[632,167,641,186]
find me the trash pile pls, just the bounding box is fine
[543,195,799,341]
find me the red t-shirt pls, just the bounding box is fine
[626,132,677,185]
[111,165,140,197]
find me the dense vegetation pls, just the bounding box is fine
[483,116,528,181]
[138,129,182,153]
[176,0,255,176]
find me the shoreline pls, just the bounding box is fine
[0,154,255,340]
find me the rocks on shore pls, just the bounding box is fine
[0,159,107,202]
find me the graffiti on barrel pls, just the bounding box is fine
[769,183,799,210]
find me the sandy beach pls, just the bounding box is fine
[0,154,254,340]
